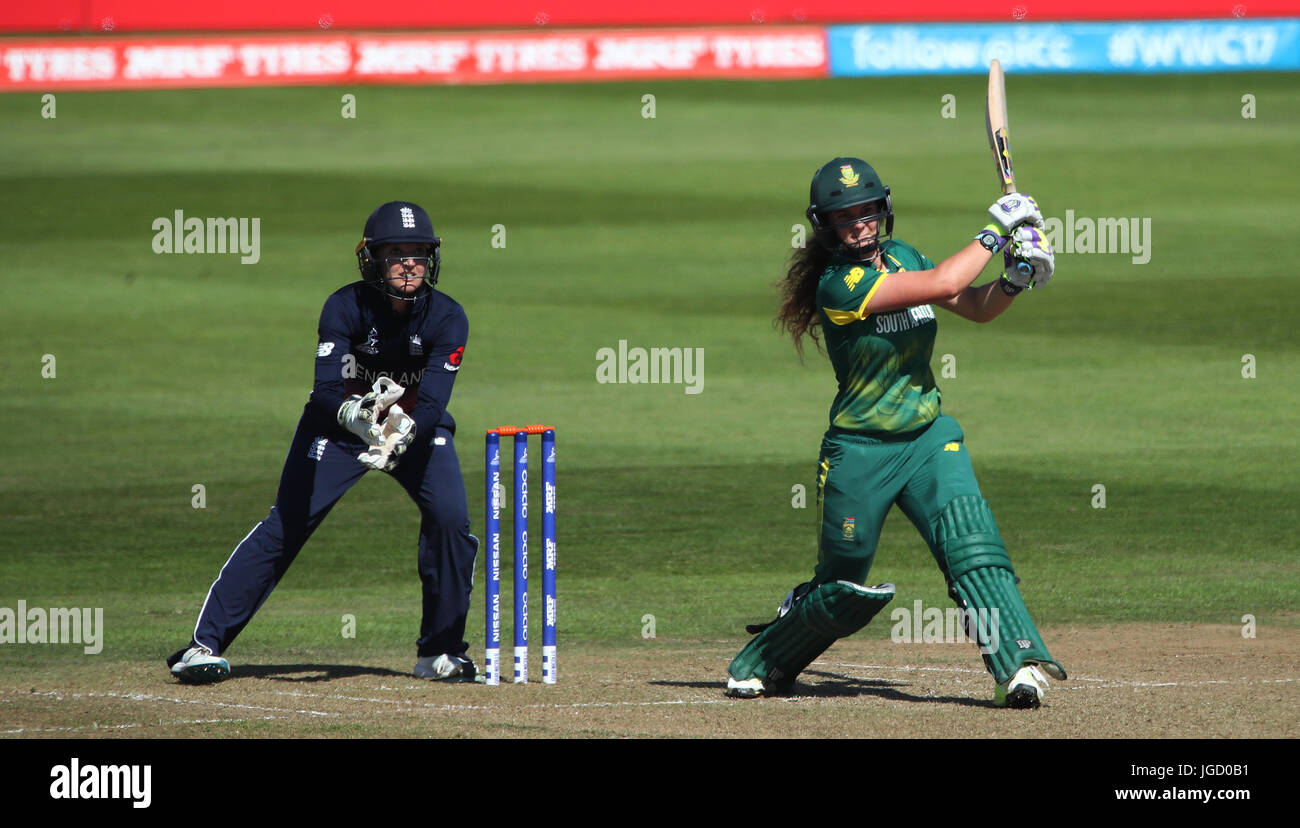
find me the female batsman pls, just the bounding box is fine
[167,201,479,684]
[726,158,1066,708]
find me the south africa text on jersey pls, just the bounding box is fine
[874,305,935,334]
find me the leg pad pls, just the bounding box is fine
[728,581,895,691]
[937,495,1066,684]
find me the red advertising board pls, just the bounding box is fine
[6,0,1296,33]
[0,29,829,90]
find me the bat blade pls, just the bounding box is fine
[985,58,1016,195]
[985,59,1034,279]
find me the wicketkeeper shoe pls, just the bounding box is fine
[994,664,1050,709]
[167,644,230,685]
[414,653,478,682]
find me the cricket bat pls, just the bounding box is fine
[985,59,1033,277]
[985,58,1016,195]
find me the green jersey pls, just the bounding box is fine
[816,239,941,436]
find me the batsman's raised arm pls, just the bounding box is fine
[834,192,1045,318]
[937,205,1056,322]
[866,238,995,314]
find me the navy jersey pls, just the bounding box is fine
[308,282,467,447]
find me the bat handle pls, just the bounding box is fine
[1016,261,1033,277]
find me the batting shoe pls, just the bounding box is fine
[995,664,1050,709]
[167,644,230,685]
[726,676,768,698]
[414,653,478,682]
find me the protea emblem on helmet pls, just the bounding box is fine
[838,165,861,188]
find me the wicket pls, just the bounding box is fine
[484,425,557,685]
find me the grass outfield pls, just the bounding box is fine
[0,73,1297,696]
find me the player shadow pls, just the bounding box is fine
[796,669,993,708]
[652,670,993,708]
[231,663,412,683]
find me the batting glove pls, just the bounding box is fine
[1002,224,1055,290]
[357,405,416,472]
[988,193,1044,236]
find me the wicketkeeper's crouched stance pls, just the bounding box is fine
[727,158,1065,708]
[168,201,480,685]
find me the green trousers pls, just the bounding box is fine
[815,414,978,585]
[791,413,1065,686]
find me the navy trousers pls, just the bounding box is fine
[193,416,479,658]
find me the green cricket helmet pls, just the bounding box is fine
[806,157,894,260]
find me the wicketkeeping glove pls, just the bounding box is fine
[371,376,405,410]
[1002,224,1055,290]
[988,193,1044,236]
[357,404,416,472]
[337,376,406,446]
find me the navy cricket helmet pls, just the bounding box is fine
[806,157,894,261]
[355,201,443,300]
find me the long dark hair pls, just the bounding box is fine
[775,242,833,358]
